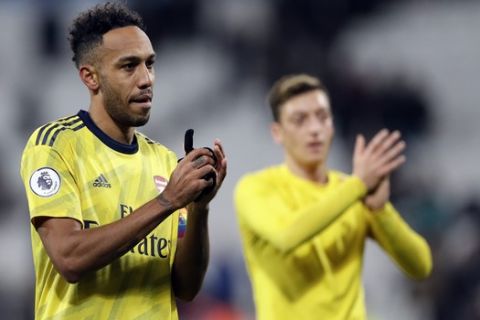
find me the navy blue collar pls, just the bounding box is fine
[77,110,139,154]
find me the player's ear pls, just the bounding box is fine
[271,122,283,145]
[79,64,100,91]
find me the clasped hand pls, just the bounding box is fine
[353,129,405,211]
[161,139,227,211]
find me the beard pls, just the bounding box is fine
[100,76,150,128]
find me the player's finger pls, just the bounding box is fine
[213,139,225,159]
[184,147,215,162]
[214,138,224,152]
[365,129,389,154]
[191,155,215,169]
[380,140,406,165]
[216,157,227,184]
[193,164,216,180]
[379,155,406,176]
[374,130,402,156]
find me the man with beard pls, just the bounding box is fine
[20,3,227,320]
[234,74,431,319]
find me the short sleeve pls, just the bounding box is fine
[20,144,83,227]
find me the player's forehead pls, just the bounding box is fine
[281,90,331,117]
[101,26,155,60]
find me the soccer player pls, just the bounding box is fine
[234,74,431,320]
[20,3,227,320]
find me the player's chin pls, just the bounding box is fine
[303,153,326,165]
[133,115,150,127]
[129,112,150,127]
[129,104,151,126]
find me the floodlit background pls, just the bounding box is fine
[1,0,479,319]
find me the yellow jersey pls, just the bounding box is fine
[234,164,432,320]
[20,110,186,320]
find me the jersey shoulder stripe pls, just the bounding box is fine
[135,132,177,160]
[136,131,160,145]
[34,115,78,145]
[35,115,85,147]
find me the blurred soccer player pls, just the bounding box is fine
[234,74,431,320]
[20,2,227,319]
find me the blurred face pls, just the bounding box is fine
[272,90,334,168]
[97,26,156,127]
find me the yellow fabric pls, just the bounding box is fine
[20,112,182,320]
[234,164,432,320]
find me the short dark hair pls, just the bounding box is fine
[68,2,146,68]
[267,74,327,122]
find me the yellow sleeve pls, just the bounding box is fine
[20,140,83,226]
[367,203,433,279]
[234,175,367,253]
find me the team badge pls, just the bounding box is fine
[29,167,61,197]
[154,175,168,193]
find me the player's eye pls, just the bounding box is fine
[291,114,306,126]
[123,62,136,71]
[317,113,327,121]
[316,110,332,123]
[146,59,155,70]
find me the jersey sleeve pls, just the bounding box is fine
[367,203,433,279]
[234,174,367,253]
[20,140,83,227]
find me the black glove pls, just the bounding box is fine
[182,129,217,202]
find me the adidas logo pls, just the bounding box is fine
[92,174,111,188]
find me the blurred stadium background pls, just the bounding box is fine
[1,0,479,319]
